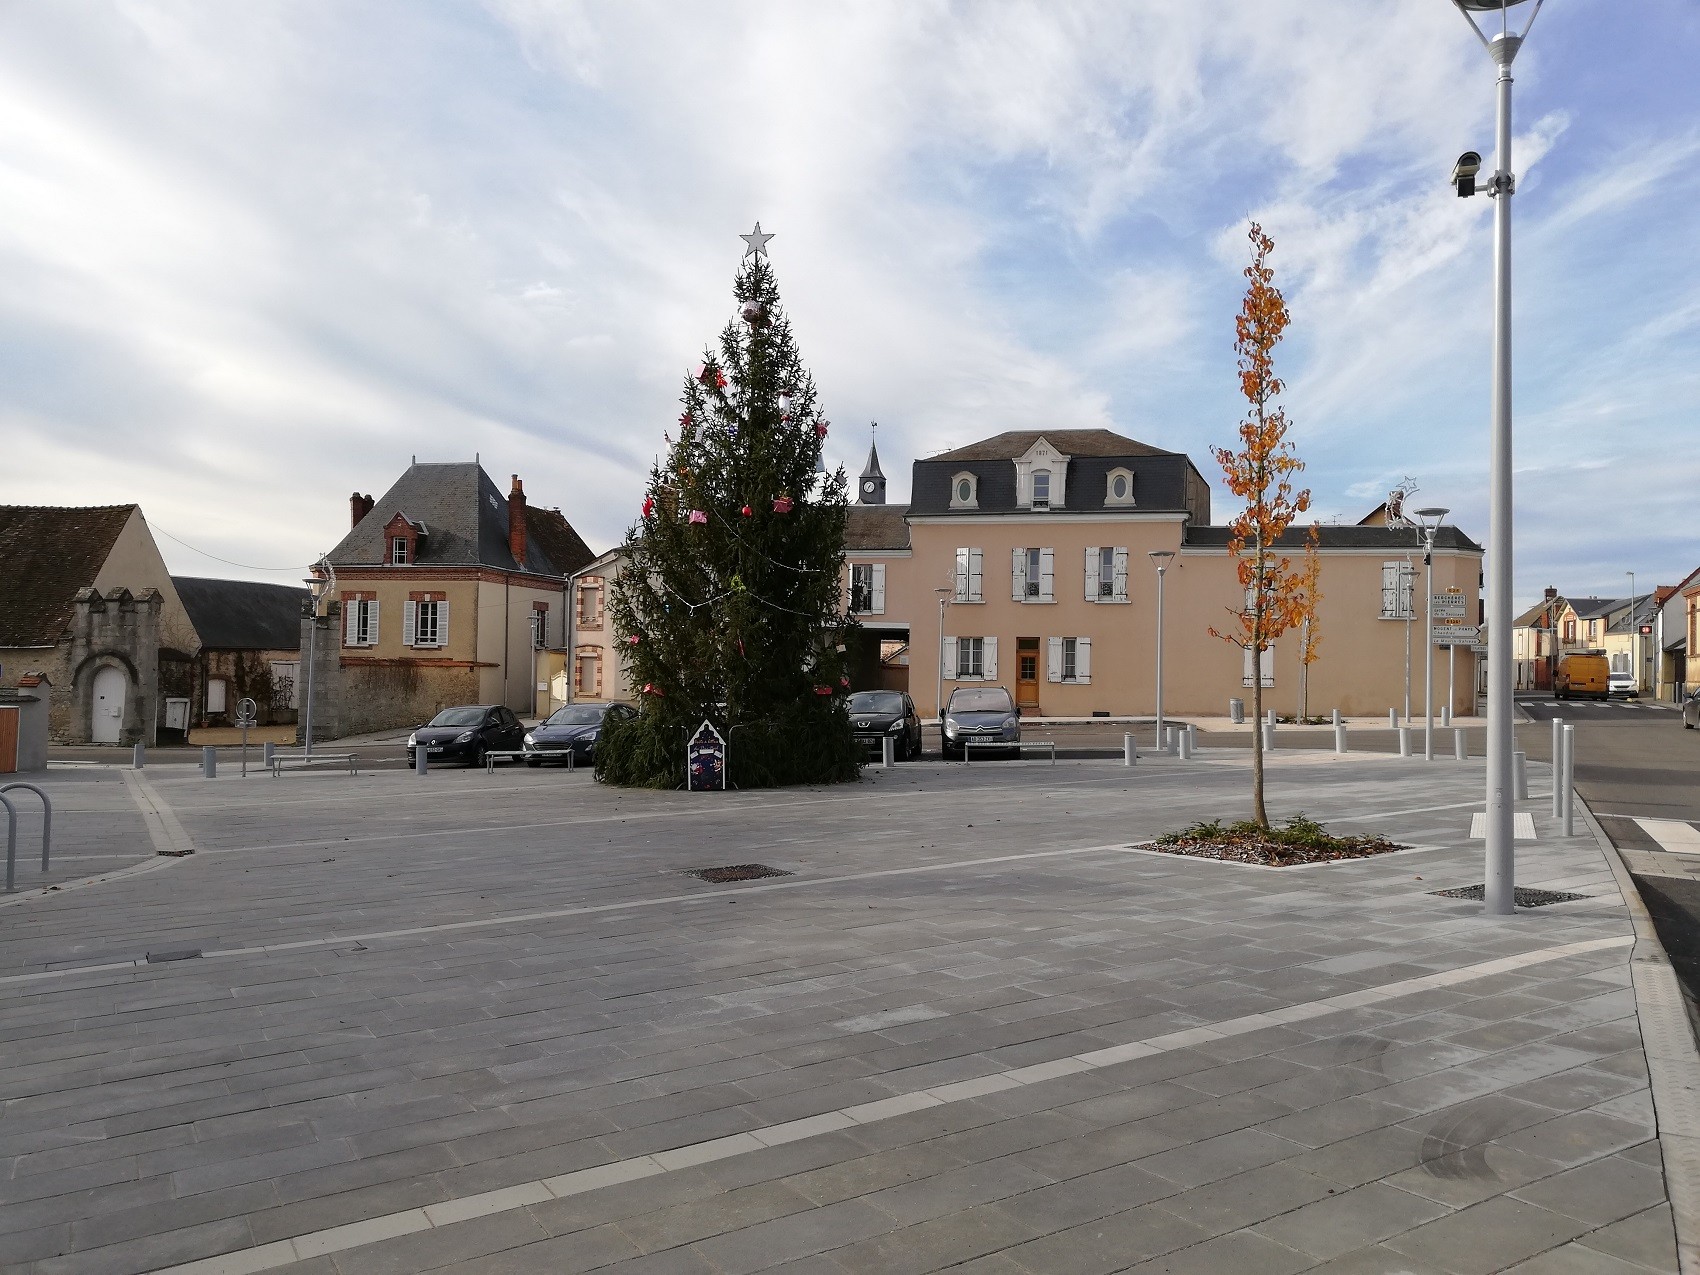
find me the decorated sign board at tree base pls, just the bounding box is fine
[687,721,727,792]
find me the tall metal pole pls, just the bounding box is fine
[1626,571,1636,690]
[1153,565,1166,744]
[1482,30,1520,916]
[1424,543,1435,760]
[302,604,317,759]
[1403,561,1413,722]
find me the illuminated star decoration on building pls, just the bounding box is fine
[740,222,774,257]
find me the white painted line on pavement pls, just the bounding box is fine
[1636,818,1700,857]
[139,933,1635,1275]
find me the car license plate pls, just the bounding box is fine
[427,747,445,755]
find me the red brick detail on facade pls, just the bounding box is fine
[407,591,448,603]
[339,656,494,670]
[382,513,422,566]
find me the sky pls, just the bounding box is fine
[2,0,1696,610]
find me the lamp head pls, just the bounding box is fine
[1457,0,1530,8]
[1148,550,1176,573]
[1415,506,1450,526]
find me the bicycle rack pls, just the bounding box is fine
[0,783,51,893]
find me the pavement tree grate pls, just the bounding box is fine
[685,864,793,883]
[1430,884,1590,908]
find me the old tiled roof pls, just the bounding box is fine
[0,505,136,646]
[1183,524,1483,552]
[328,462,595,577]
[846,505,910,552]
[929,430,1177,462]
[173,577,309,651]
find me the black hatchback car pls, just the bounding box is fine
[847,690,923,760]
[406,705,526,767]
[523,702,637,766]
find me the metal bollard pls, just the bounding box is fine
[1335,723,1349,754]
[1389,708,1399,729]
[1332,708,1341,727]
[1514,750,1529,800]
[1454,728,1467,761]
[1262,721,1275,751]
[133,742,145,770]
[201,746,217,779]
[1187,723,1198,754]
[1551,718,1564,817]
[1441,705,1453,727]
[881,735,894,769]
[1398,727,1413,757]
[263,741,276,768]
[1561,726,1575,835]
[415,748,429,776]
[1123,733,1138,767]
[1178,729,1193,760]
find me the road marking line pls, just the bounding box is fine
[140,934,1634,1275]
[1635,818,1700,857]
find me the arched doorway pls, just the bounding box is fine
[92,666,127,743]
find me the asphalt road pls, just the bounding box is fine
[1518,693,1700,1024]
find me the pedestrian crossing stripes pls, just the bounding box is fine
[1635,817,1700,856]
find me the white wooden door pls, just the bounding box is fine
[92,666,127,743]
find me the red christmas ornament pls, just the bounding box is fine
[714,370,728,389]
[840,676,850,688]
[642,682,663,697]
[740,504,753,517]
[687,509,708,525]
[679,412,693,431]
[813,685,833,696]
[627,634,640,646]
[641,496,655,519]
[815,420,829,439]
[772,496,793,514]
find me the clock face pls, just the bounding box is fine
[862,480,876,494]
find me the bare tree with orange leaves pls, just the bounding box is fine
[1209,223,1320,828]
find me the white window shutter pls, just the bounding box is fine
[1047,637,1062,682]
[1078,637,1091,684]
[1040,548,1055,601]
[367,600,380,646]
[403,600,417,647]
[1381,563,1399,618]
[1113,548,1129,601]
[1243,644,1275,686]
[344,600,359,646]
[942,636,957,681]
[1085,547,1099,601]
[984,635,997,681]
[871,564,885,615]
[955,548,969,601]
[1012,548,1025,601]
[969,549,983,602]
[437,600,449,648]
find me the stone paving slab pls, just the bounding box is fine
[0,750,1687,1273]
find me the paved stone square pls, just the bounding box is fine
[0,749,1684,1274]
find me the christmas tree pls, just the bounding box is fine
[596,226,862,789]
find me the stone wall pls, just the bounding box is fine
[63,588,163,745]
[297,605,484,741]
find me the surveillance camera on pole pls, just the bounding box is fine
[1451,151,1483,197]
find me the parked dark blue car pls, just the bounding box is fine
[523,702,637,766]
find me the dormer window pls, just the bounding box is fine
[950,472,979,510]
[391,537,409,565]
[1032,470,1051,509]
[1014,437,1069,510]
[381,513,425,566]
[1105,467,1136,507]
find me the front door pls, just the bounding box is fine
[92,666,127,743]
[1016,637,1040,710]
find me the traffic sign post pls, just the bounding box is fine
[235,697,258,777]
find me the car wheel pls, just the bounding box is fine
[473,746,488,768]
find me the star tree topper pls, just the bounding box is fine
[740,222,774,257]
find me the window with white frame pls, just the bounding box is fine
[949,472,978,510]
[404,598,448,648]
[574,647,601,697]
[391,537,409,565]
[1012,548,1054,602]
[1031,470,1051,509]
[850,563,886,615]
[1611,652,1628,673]
[942,635,996,681]
[577,578,603,629]
[954,547,983,602]
[1380,562,1415,619]
[531,607,548,650]
[342,596,379,647]
[1243,644,1275,687]
[1104,468,1136,507]
[206,677,227,714]
[1085,547,1129,601]
[1047,636,1092,684]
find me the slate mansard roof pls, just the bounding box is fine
[173,577,310,651]
[0,504,137,647]
[1182,525,1484,553]
[328,463,594,578]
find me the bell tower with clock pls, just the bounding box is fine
[857,428,886,506]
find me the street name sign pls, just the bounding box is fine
[1435,626,1480,646]
[1432,595,1469,620]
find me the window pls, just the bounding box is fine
[1588,619,1597,640]
[391,537,409,565]
[531,607,548,650]
[343,596,379,647]
[1047,636,1093,684]
[1105,468,1135,507]
[405,597,449,648]
[1380,562,1415,619]
[941,636,997,681]
[954,548,983,602]
[1611,652,1628,673]
[577,579,603,629]
[1085,547,1128,601]
[850,563,885,614]
[1012,548,1054,601]
[949,472,978,510]
[206,678,227,714]
[1031,470,1050,509]
[1564,619,1576,643]
[957,637,984,679]
[574,648,601,698]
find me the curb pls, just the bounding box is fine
[1582,795,1700,1274]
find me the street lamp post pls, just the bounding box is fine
[1416,508,1451,760]
[1451,0,1546,916]
[935,586,952,746]
[301,557,333,758]
[1626,571,1637,691]
[1149,551,1175,746]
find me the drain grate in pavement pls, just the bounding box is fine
[686,864,793,884]
[1430,884,1590,908]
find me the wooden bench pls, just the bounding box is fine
[962,740,1056,765]
[269,752,359,778]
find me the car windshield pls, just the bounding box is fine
[546,706,607,726]
[847,692,904,714]
[950,689,1013,714]
[428,707,486,727]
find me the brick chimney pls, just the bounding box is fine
[1543,586,1557,600]
[508,475,528,566]
[350,492,374,528]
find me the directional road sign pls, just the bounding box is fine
[1432,595,1469,620]
[1434,626,1480,646]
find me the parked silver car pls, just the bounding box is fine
[942,686,1021,760]
[1684,689,1700,729]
